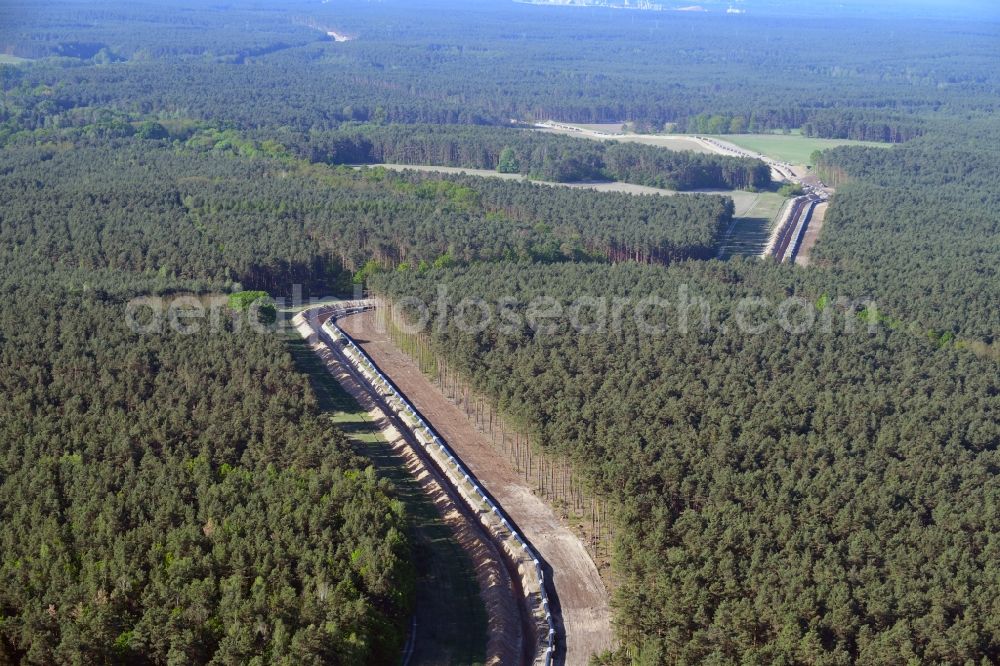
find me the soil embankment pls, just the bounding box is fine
[338,310,615,665]
[294,312,525,665]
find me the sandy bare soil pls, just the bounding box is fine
[559,180,668,195]
[339,311,615,666]
[363,163,672,196]
[366,164,530,182]
[790,165,813,180]
[609,134,715,153]
[795,201,828,266]
[571,122,626,134]
[326,30,353,42]
[534,123,714,154]
[294,314,525,665]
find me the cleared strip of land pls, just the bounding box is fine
[567,122,626,133]
[795,201,828,266]
[338,309,615,665]
[362,163,769,217]
[538,121,887,166]
[292,313,523,666]
[286,332,491,665]
[717,191,787,259]
[532,122,714,153]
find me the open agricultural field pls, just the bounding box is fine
[705,133,888,165]
[0,54,30,64]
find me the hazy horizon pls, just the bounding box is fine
[508,0,1000,21]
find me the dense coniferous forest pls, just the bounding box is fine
[1,0,999,663]
[303,125,771,190]
[809,127,1000,342]
[0,283,414,662]
[3,1,996,135]
[0,130,730,660]
[372,261,1000,663]
[0,137,734,288]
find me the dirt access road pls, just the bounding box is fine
[339,310,615,665]
[795,201,828,266]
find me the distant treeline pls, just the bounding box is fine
[4,2,977,141]
[681,109,924,143]
[303,125,772,191]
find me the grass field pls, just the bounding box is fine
[541,125,714,153]
[717,191,786,260]
[705,133,888,166]
[286,333,489,666]
[704,189,763,218]
[0,55,30,65]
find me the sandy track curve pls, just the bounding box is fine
[339,310,614,665]
[294,312,525,665]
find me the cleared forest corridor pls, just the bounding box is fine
[337,309,614,665]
